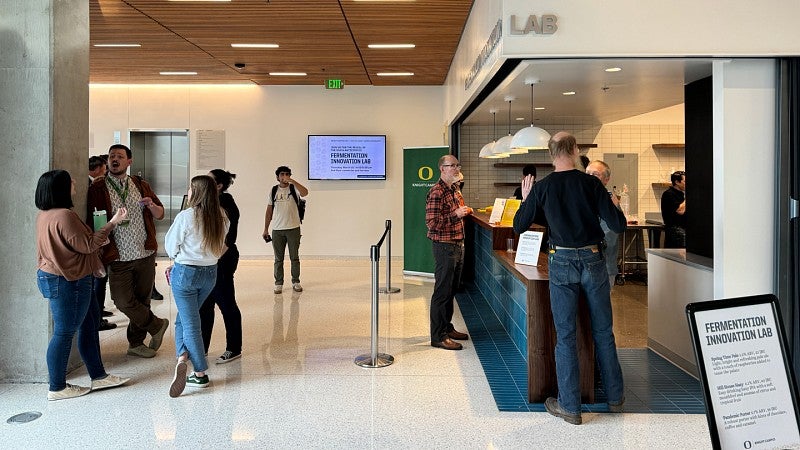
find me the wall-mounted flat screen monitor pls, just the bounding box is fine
[308,135,386,180]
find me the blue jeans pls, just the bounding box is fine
[171,263,217,372]
[272,227,301,285]
[548,248,624,414]
[37,270,106,391]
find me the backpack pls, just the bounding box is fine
[271,183,306,223]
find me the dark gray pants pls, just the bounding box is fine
[272,227,301,285]
[430,241,463,342]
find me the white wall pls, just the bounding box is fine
[445,0,800,125]
[89,85,445,257]
[502,0,800,58]
[713,60,776,297]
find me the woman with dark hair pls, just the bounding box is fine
[35,169,130,401]
[165,175,228,397]
[199,169,242,364]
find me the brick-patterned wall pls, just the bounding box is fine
[459,121,684,218]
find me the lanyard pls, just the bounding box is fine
[107,176,129,203]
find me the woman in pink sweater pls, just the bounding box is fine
[35,170,129,400]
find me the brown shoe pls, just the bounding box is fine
[431,337,463,351]
[447,329,469,340]
[148,318,169,351]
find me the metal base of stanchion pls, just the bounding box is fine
[354,353,394,368]
[379,287,401,294]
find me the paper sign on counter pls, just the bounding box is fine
[515,231,544,266]
[500,199,521,227]
[488,198,506,224]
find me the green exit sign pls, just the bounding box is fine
[326,79,345,89]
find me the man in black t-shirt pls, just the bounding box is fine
[660,171,686,248]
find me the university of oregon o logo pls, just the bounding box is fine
[418,166,434,180]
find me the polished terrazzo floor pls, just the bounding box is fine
[1,259,711,449]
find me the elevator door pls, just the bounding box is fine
[604,153,639,216]
[129,130,189,256]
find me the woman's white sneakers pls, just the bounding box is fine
[169,361,188,398]
[47,384,90,401]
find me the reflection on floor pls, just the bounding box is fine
[0,260,710,448]
[458,279,705,414]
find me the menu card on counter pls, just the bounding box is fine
[488,198,507,224]
[500,199,521,227]
[515,231,544,266]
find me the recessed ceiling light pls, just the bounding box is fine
[515,117,525,121]
[535,107,545,110]
[269,72,307,76]
[93,44,141,48]
[376,72,414,76]
[159,72,198,76]
[562,91,576,96]
[231,43,279,48]
[605,67,622,72]
[368,44,416,49]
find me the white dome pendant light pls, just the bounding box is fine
[511,79,550,151]
[479,109,509,159]
[494,96,526,155]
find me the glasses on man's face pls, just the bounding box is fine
[279,172,291,176]
[442,163,461,169]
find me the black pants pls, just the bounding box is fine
[199,245,242,354]
[92,274,108,312]
[664,225,686,249]
[430,241,463,342]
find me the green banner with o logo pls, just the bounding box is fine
[403,146,449,275]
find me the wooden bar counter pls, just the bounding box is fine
[466,212,595,403]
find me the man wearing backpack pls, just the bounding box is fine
[263,166,308,294]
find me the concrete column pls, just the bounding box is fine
[0,1,89,382]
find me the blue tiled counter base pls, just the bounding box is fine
[470,223,529,361]
[456,285,706,414]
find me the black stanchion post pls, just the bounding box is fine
[354,244,394,368]
[380,219,401,294]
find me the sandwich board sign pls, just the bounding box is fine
[686,295,800,450]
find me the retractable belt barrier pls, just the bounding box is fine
[354,220,396,368]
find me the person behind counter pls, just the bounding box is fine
[425,155,472,351]
[586,160,622,289]
[661,170,686,248]
[513,132,627,425]
[513,164,537,200]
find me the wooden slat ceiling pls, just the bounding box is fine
[90,0,474,86]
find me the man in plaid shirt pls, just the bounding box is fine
[425,155,473,351]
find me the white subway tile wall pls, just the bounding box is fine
[459,122,684,218]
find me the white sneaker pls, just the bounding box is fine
[292,283,303,292]
[91,374,130,391]
[48,384,90,401]
[274,285,283,294]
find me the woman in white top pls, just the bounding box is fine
[164,175,228,397]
